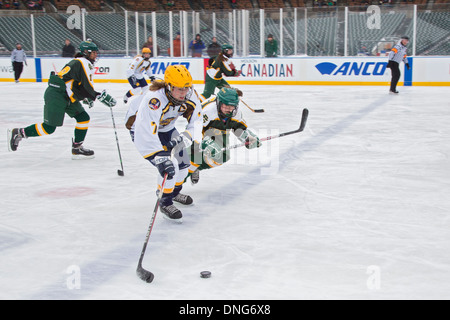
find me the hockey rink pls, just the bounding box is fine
[1,82,450,300]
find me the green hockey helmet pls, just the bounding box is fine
[79,41,98,53]
[216,87,239,117]
[221,43,234,58]
[79,40,98,63]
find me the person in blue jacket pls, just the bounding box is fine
[189,34,205,57]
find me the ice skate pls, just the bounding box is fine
[190,169,200,185]
[72,139,95,160]
[160,204,183,223]
[173,193,193,205]
[7,128,25,152]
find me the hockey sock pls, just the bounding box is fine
[24,123,56,137]
[160,193,174,207]
[74,111,90,143]
[172,184,183,198]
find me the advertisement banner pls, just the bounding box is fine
[227,57,397,86]
[39,57,205,84]
[1,56,448,86]
[411,56,450,86]
[0,58,36,82]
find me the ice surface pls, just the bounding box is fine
[1,81,450,300]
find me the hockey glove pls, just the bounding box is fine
[82,98,94,108]
[166,132,192,151]
[97,90,117,107]
[151,156,175,180]
[129,75,137,85]
[238,129,262,149]
[201,136,222,160]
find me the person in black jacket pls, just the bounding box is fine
[62,39,76,57]
[207,37,221,59]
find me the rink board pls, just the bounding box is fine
[0,56,448,86]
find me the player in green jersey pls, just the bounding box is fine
[188,87,261,184]
[200,44,242,101]
[8,41,116,159]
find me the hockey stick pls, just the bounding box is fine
[109,108,125,176]
[136,171,169,283]
[240,98,265,113]
[220,108,309,152]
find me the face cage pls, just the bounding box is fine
[166,84,193,105]
[223,49,233,58]
[217,100,238,118]
[84,50,99,64]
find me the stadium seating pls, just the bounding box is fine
[404,11,450,55]
[53,0,84,11]
[348,12,405,56]
[0,14,81,52]
[0,1,447,56]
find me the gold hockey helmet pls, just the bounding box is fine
[164,65,193,105]
[164,65,192,88]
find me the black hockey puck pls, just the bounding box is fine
[200,271,211,278]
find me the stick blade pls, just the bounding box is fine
[137,267,154,283]
[299,108,309,132]
[117,169,124,176]
[254,109,265,113]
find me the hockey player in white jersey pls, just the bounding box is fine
[123,47,155,104]
[133,65,202,223]
[124,92,144,141]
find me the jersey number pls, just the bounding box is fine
[58,66,71,77]
[150,121,157,134]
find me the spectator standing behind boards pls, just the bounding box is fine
[142,36,159,57]
[189,34,205,57]
[207,37,221,59]
[62,39,76,57]
[168,32,181,57]
[265,34,278,57]
[11,42,27,83]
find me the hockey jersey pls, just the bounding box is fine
[201,96,248,138]
[126,56,153,80]
[206,56,239,80]
[134,88,203,160]
[57,57,98,103]
[388,41,408,64]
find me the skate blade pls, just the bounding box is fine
[6,129,12,152]
[71,154,95,160]
[173,201,194,206]
[162,214,183,224]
